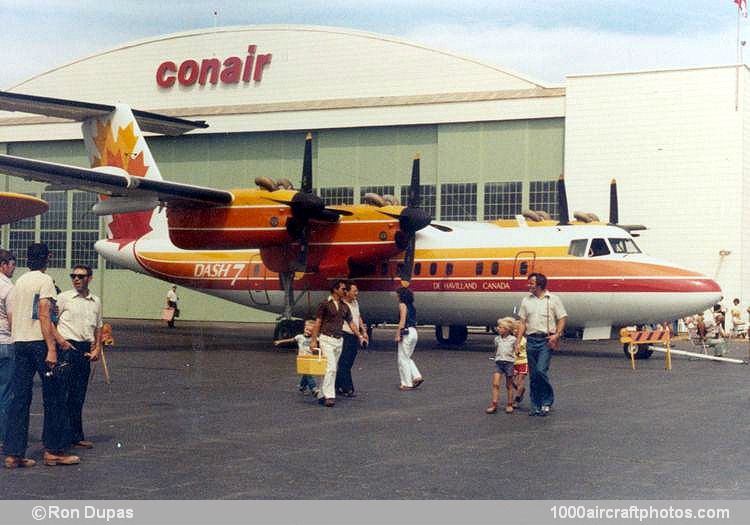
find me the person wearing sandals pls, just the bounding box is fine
[395,285,423,391]
[485,317,517,414]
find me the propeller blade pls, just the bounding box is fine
[557,174,569,224]
[399,235,416,283]
[301,133,313,194]
[408,155,421,208]
[609,178,619,224]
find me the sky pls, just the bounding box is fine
[0,0,748,89]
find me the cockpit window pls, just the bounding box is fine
[609,238,641,254]
[568,239,588,257]
[589,238,610,257]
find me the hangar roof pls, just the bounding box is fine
[0,25,565,140]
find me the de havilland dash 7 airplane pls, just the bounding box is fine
[0,91,721,358]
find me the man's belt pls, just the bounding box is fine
[526,333,549,339]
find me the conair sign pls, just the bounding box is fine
[156,45,272,88]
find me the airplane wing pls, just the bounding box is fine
[0,91,207,136]
[0,191,48,225]
[0,154,232,208]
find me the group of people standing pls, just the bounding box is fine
[282,272,566,418]
[0,243,102,469]
[278,279,424,408]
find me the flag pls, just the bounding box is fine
[737,0,748,17]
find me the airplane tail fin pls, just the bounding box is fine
[81,105,169,244]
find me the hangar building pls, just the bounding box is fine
[0,25,746,320]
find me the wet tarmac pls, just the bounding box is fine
[2,320,749,500]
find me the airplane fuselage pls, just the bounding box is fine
[96,220,721,331]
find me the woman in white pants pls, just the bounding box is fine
[395,286,423,390]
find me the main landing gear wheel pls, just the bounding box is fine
[435,325,468,345]
[274,319,305,343]
[623,343,653,359]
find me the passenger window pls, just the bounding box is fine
[568,239,588,257]
[519,261,528,275]
[381,262,389,275]
[253,263,260,276]
[475,262,484,275]
[414,262,421,276]
[396,263,404,276]
[589,238,610,257]
[446,263,454,276]
[491,262,499,275]
[429,262,437,276]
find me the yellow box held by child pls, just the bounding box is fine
[296,353,327,375]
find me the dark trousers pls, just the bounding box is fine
[3,341,70,456]
[335,333,359,393]
[526,336,554,410]
[61,341,91,444]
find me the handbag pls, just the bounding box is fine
[296,351,327,376]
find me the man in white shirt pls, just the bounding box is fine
[0,249,17,442]
[516,272,567,417]
[4,243,77,468]
[58,264,103,450]
[165,285,179,328]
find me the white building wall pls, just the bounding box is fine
[565,66,746,305]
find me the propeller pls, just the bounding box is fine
[261,133,351,271]
[557,174,570,225]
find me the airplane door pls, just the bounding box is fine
[513,251,536,280]
[248,253,270,305]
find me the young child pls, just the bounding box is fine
[274,320,321,398]
[485,317,517,414]
[512,320,528,408]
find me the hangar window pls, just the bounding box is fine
[319,187,354,206]
[40,191,68,268]
[609,238,641,254]
[475,262,484,275]
[529,180,558,220]
[429,262,437,276]
[414,262,421,276]
[484,181,522,220]
[446,262,454,276]
[589,238,610,257]
[441,183,477,220]
[568,239,588,257]
[7,192,37,268]
[400,185,436,218]
[71,192,100,269]
[491,262,500,275]
[360,186,395,204]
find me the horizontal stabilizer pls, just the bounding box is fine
[0,91,207,136]
[0,154,233,207]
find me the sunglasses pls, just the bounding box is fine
[70,273,90,280]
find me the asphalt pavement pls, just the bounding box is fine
[2,320,749,500]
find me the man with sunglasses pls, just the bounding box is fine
[57,264,102,450]
[4,243,77,468]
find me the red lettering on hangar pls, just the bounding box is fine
[156,45,272,88]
